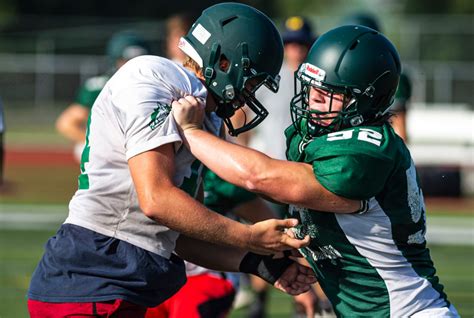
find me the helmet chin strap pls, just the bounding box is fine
[204,43,220,86]
[344,97,364,126]
[216,90,268,137]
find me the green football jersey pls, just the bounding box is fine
[285,123,451,317]
[203,170,257,215]
[75,75,110,109]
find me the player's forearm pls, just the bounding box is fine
[55,104,88,143]
[56,120,86,143]
[182,129,360,213]
[175,234,245,272]
[142,186,251,250]
[183,128,272,192]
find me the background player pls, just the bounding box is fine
[55,30,151,162]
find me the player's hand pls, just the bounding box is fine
[274,262,317,296]
[293,287,318,317]
[171,95,205,132]
[248,218,310,254]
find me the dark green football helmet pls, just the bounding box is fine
[290,25,401,138]
[179,3,283,136]
[107,30,150,64]
[342,12,381,32]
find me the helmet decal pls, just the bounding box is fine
[192,24,212,45]
[300,63,326,83]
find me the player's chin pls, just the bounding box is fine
[317,119,332,127]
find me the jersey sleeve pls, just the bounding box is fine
[107,56,207,160]
[312,153,393,200]
[112,83,182,160]
[306,126,395,200]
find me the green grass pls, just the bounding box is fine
[0,227,471,317]
[0,229,57,318]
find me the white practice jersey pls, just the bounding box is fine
[65,56,221,259]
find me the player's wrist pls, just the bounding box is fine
[238,251,293,284]
[352,200,369,214]
[181,123,202,132]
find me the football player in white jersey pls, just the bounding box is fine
[172,25,459,317]
[27,4,319,317]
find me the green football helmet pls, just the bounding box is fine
[179,3,283,136]
[342,12,381,32]
[107,30,150,64]
[290,25,401,138]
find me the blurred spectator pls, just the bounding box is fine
[55,30,150,162]
[165,13,195,63]
[341,12,413,142]
[240,16,316,161]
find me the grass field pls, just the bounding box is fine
[0,226,472,318]
[1,128,473,317]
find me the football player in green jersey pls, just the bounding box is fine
[172,25,459,317]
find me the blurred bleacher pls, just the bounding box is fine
[407,104,474,196]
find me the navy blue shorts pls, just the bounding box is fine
[28,224,186,307]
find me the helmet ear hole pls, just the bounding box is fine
[219,54,230,72]
[221,15,238,26]
[349,40,360,50]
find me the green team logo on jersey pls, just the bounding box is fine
[149,102,171,130]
